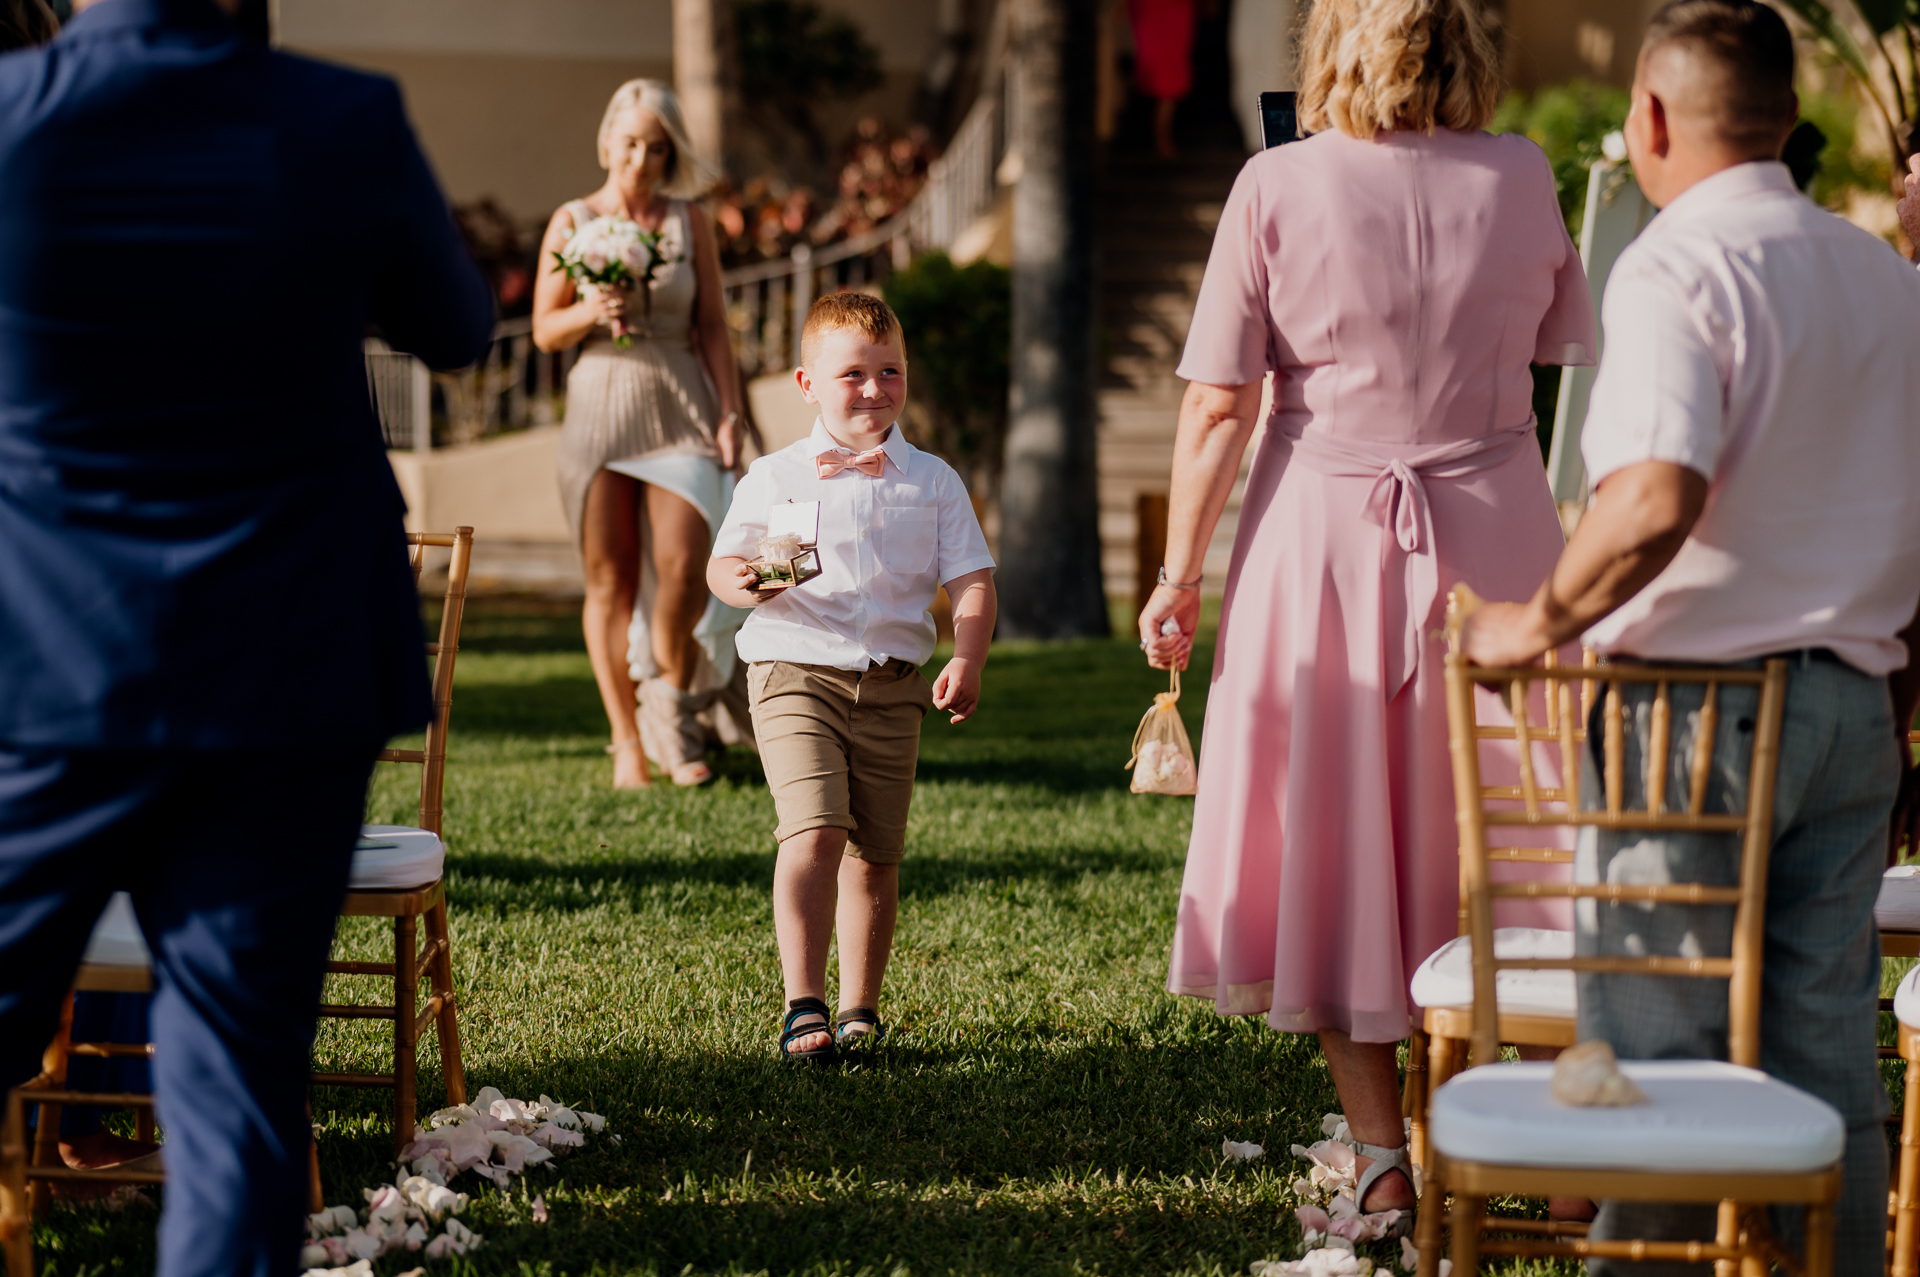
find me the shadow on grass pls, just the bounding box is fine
[307,1020,1332,1276]
[444,840,1174,911]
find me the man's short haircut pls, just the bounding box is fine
[0,0,58,52]
[800,292,906,369]
[1641,0,1796,156]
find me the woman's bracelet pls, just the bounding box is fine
[1158,566,1202,590]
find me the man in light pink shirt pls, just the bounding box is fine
[1465,2,1920,1271]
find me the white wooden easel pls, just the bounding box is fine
[1546,159,1659,523]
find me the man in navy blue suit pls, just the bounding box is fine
[0,0,493,1270]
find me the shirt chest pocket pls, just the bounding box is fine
[879,507,937,575]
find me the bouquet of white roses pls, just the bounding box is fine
[552,214,680,348]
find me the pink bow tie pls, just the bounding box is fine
[816,448,887,479]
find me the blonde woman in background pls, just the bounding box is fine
[1140,0,1595,1221]
[534,80,753,788]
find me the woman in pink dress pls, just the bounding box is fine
[1138,0,1595,1216]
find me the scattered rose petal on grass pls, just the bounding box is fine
[298,1262,373,1277]
[531,1195,549,1224]
[533,1121,586,1150]
[341,1229,382,1262]
[364,1184,406,1225]
[307,1205,359,1237]
[1250,1249,1373,1276]
[1223,1138,1265,1161]
[1296,1203,1331,1246]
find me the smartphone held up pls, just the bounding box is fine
[1259,91,1301,149]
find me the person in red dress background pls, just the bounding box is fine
[1129,0,1194,157]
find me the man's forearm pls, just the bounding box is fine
[1524,462,1709,650]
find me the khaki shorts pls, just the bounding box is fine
[747,659,931,863]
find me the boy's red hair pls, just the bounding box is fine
[800,292,906,369]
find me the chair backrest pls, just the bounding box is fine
[379,528,474,838]
[1442,586,1788,1070]
[1449,643,1596,938]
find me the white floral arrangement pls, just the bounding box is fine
[299,1086,606,1275]
[552,214,685,348]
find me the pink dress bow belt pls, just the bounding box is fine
[816,448,888,479]
[1283,420,1539,697]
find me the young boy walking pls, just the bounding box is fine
[707,293,997,1062]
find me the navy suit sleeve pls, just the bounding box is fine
[366,84,496,371]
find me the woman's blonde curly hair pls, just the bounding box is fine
[1297,0,1503,139]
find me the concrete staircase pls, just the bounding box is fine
[1095,147,1253,602]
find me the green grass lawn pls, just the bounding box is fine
[29,598,1908,1276]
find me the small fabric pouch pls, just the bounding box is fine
[1127,668,1197,795]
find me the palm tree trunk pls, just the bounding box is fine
[997,0,1107,639]
[674,0,729,177]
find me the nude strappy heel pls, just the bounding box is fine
[1353,1139,1416,1238]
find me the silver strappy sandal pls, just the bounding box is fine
[1353,1140,1416,1238]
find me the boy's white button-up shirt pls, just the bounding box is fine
[713,419,995,671]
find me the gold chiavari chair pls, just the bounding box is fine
[314,529,472,1155]
[3,530,474,1274]
[1881,729,1920,1277]
[1417,587,1841,1276]
[2,905,162,1277]
[1406,646,1590,1172]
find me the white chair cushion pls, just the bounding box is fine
[1878,865,1920,931]
[1409,927,1576,1018]
[1430,1060,1844,1173]
[351,825,445,890]
[81,891,150,968]
[1895,965,1920,1028]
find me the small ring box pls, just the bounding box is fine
[749,500,823,590]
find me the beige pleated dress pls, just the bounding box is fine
[554,197,753,765]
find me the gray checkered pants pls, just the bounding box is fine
[1574,654,1898,1276]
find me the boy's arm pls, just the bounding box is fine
[931,568,995,723]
